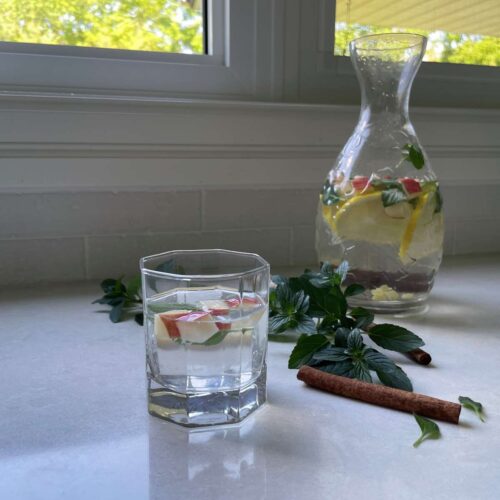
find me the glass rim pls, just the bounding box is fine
[140,248,270,280]
[350,33,427,52]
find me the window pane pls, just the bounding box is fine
[0,0,205,54]
[334,0,500,67]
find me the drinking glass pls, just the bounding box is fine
[140,249,269,427]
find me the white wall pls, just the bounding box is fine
[1,95,499,285]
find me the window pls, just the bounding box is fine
[289,0,500,108]
[0,0,206,55]
[334,0,500,67]
[0,0,279,100]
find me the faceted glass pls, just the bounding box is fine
[140,249,269,427]
[316,33,444,313]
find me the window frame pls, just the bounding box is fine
[288,0,500,108]
[0,0,280,100]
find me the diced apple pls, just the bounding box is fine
[352,176,370,191]
[176,311,219,343]
[399,178,421,195]
[157,310,193,340]
[241,296,260,308]
[199,299,230,315]
[225,298,241,308]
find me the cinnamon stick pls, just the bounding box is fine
[297,365,461,424]
[404,348,432,365]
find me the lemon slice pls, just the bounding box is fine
[399,194,427,259]
[329,192,409,245]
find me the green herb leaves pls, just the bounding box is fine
[403,144,425,170]
[93,276,143,324]
[368,324,425,353]
[459,396,486,422]
[271,261,419,392]
[289,334,329,369]
[321,180,341,206]
[413,414,441,447]
[269,286,317,334]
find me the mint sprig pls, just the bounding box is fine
[93,277,143,324]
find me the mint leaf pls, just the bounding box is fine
[126,276,142,300]
[352,359,372,382]
[413,414,441,447]
[459,396,486,422]
[288,334,329,369]
[313,346,351,362]
[344,283,365,297]
[200,329,233,346]
[307,285,348,319]
[381,188,407,207]
[269,285,316,334]
[147,302,198,314]
[364,349,413,391]
[434,187,443,214]
[295,315,317,334]
[346,329,365,353]
[318,360,354,377]
[110,300,125,323]
[321,181,342,206]
[403,144,425,170]
[349,307,374,329]
[269,313,293,333]
[369,324,424,353]
[334,327,351,347]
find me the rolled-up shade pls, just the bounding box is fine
[335,0,500,38]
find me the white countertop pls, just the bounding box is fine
[1,255,500,500]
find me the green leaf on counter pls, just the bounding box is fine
[288,334,329,369]
[459,396,486,422]
[413,414,441,448]
[403,144,425,170]
[369,324,424,352]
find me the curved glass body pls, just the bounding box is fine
[316,34,444,312]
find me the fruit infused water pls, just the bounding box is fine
[316,174,444,311]
[146,288,268,394]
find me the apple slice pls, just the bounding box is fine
[156,309,193,341]
[175,311,219,343]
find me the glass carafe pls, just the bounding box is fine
[316,34,444,313]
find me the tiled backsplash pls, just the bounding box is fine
[2,184,499,285]
[1,98,499,285]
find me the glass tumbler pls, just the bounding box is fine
[140,249,270,427]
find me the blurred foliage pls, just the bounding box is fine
[335,23,500,67]
[0,0,204,53]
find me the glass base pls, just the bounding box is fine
[147,366,267,428]
[348,295,428,314]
